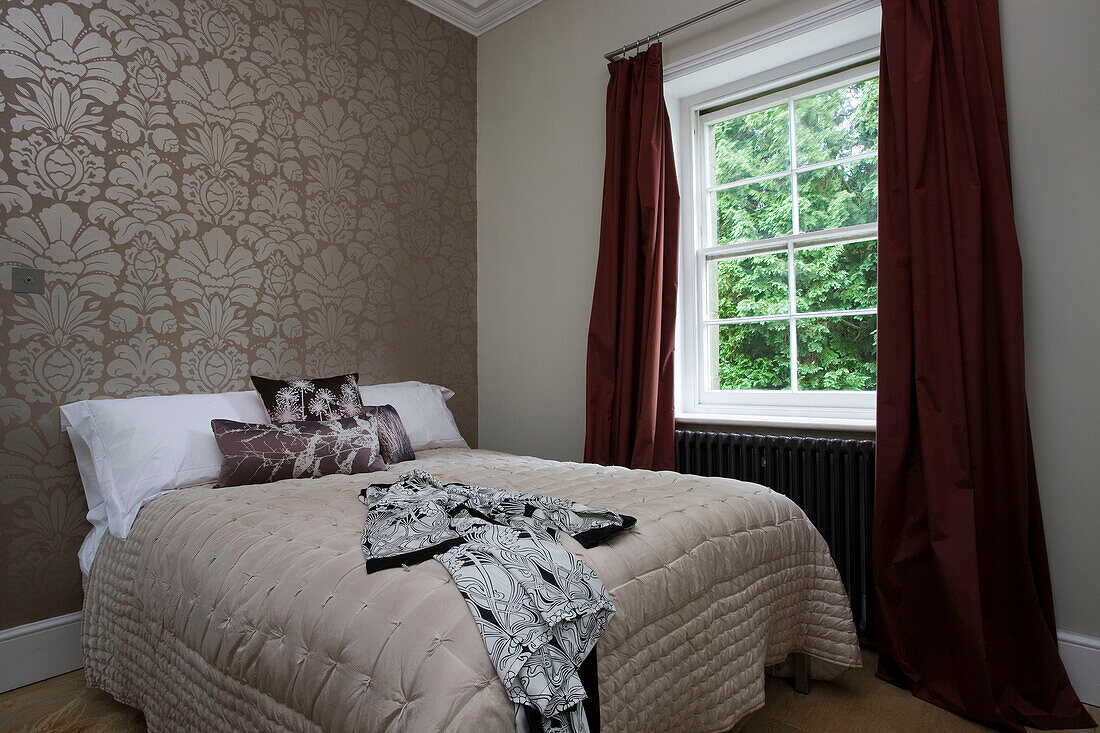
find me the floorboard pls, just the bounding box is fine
[2,649,1096,732]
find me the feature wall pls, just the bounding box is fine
[0,0,477,629]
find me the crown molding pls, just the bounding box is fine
[403,0,545,35]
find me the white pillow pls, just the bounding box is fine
[62,382,466,573]
[358,381,467,451]
[60,390,268,573]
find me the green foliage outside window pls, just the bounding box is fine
[708,76,880,392]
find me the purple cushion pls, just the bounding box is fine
[251,373,365,423]
[211,416,386,488]
[364,404,415,464]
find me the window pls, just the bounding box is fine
[679,63,879,427]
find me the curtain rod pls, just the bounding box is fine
[604,0,754,62]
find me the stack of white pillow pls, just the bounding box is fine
[60,381,467,574]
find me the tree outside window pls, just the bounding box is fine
[699,73,879,396]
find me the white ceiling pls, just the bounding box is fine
[404,0,546,35]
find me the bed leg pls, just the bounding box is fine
[792,653,810,695]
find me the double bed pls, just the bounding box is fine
[81,446,861,732]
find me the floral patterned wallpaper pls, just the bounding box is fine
[0,0,477,629]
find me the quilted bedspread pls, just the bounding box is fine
[83,449,860,732]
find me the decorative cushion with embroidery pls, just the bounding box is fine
[211,416,385,488]
[252,373,365,423]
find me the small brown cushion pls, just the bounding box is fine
[363,404,415,464]
[211,416,385,488]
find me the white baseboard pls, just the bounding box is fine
[0,612,83,693]
[0,611,1095,707]
[1060,630,1100,707]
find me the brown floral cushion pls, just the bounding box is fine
[211,416,385,488]
[363,404,415,464]
[251,373,365,423]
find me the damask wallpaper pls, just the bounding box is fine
[0,0,477,629]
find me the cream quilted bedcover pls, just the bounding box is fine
[83,448,860,732]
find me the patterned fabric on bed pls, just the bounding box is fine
[360,470,633,732]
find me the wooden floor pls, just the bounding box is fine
[2,649,1096,732]
[738,650,1098,732]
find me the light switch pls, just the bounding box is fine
[11,267,45,294]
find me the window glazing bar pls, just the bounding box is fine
[705,150,879,194]
[698,223,879,259]
[702,307,877,327]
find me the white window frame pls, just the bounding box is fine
[676,54,880,431]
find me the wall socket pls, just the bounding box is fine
[11,267,45,294]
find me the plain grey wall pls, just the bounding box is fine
[477,0,835,461]
[1000,0,1100,639]
[477,0,1100,638]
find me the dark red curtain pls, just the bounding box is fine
[874,1,1094,730]
[584,44,679,471]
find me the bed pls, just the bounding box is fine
[81,446,861,732]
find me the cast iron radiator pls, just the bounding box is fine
[674,429,876,642]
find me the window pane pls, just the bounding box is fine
[715,178,793,245]
[795,240,877,312]
[794,77,879,166]
[710,322,791,390]
[713,104,790,185]
[709,252,789,319]
[796,315,877,390]
[797,158,877,232]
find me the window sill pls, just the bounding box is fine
[675,411,876,433]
